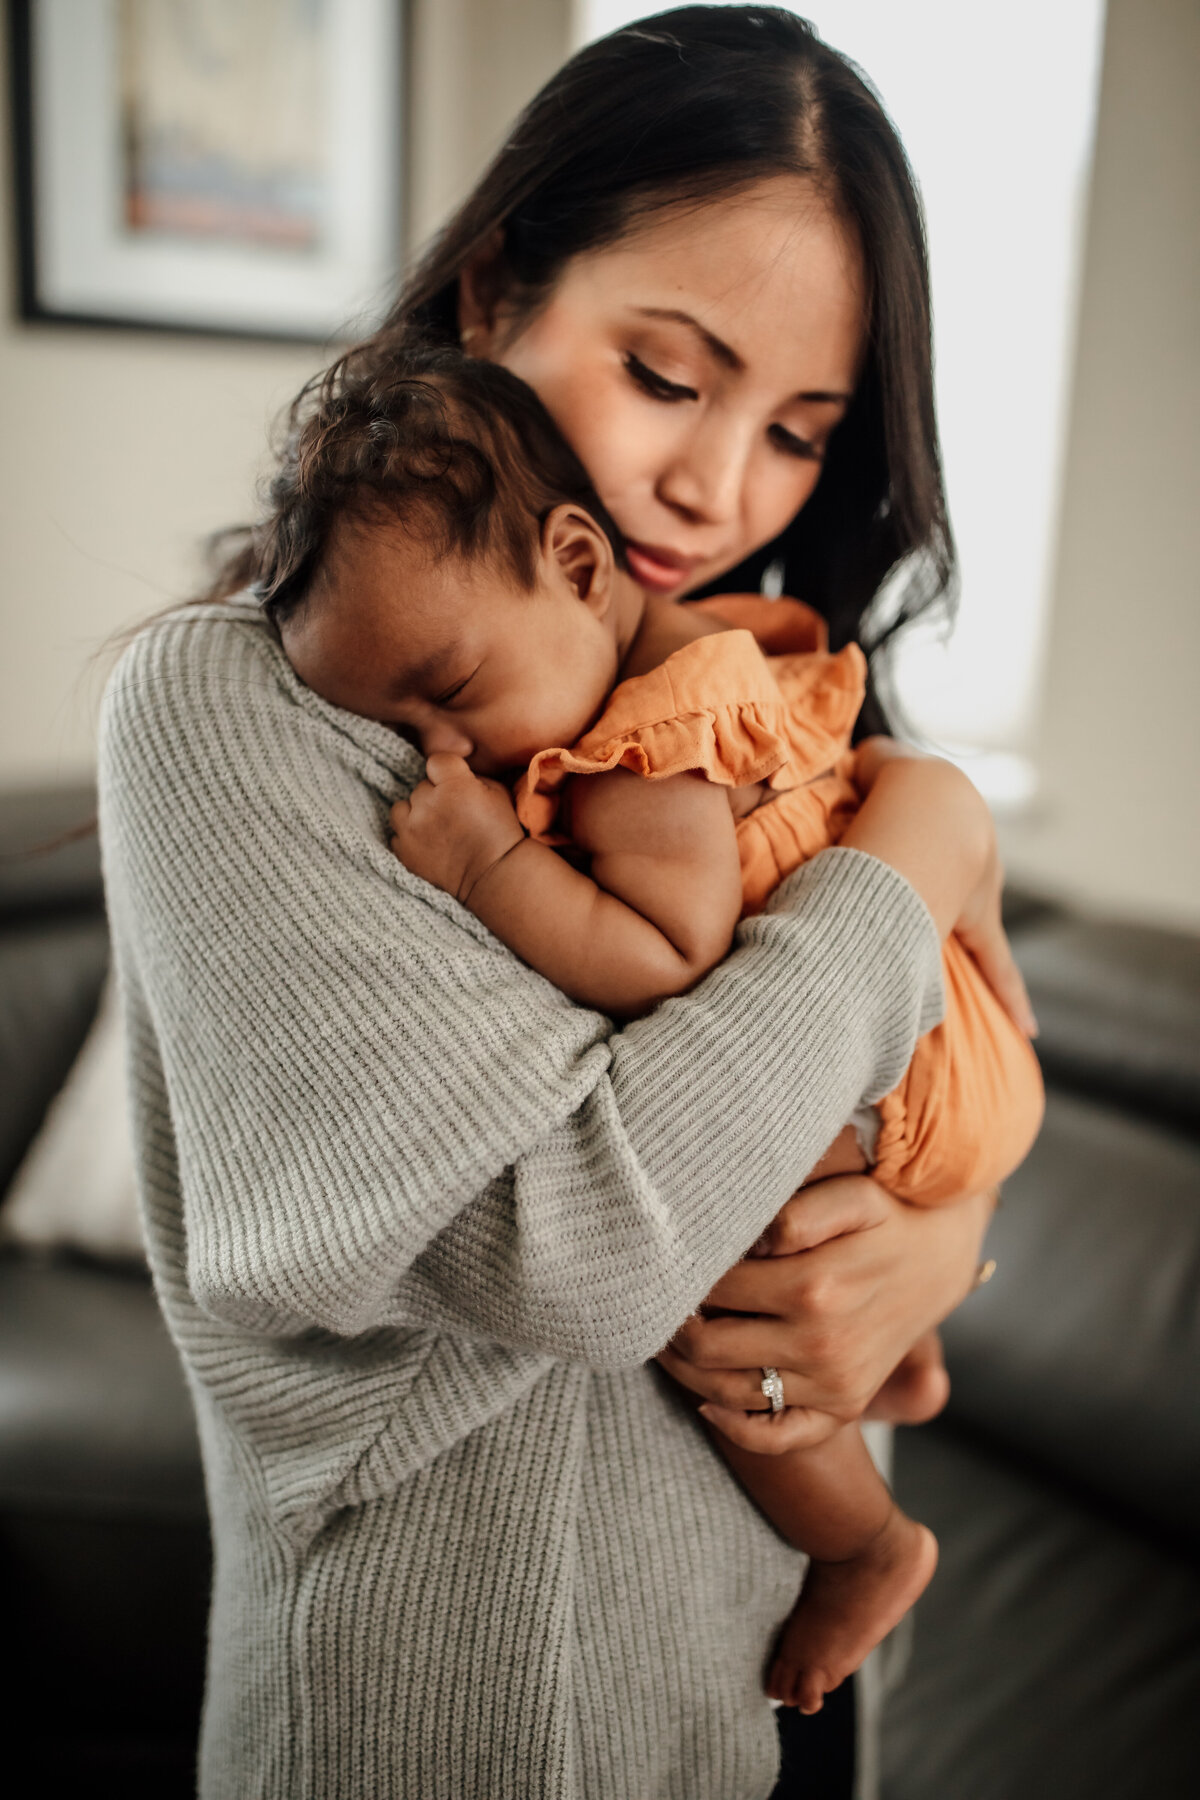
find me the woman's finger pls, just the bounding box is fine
[667,1311,870,1417]
[698,1402,841,1454]
[668,1307,805,1370]
[741,1173,892,1264]
[697,1257,795,1318]
[657,1342,757,1405]
[389,798,411,827]
[657,1344,804,1410]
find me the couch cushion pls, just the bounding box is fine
[0,916,109,1195]
[0,784,101,919]
[3,975,143,1262]
[884,1422,1200,1800]
[0,1254,205,1521]
[1010,912,1200,1137]
[941,1088,1200,1550]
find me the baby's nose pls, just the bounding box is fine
[420,718,475,760]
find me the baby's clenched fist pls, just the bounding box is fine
[389,753,525,905]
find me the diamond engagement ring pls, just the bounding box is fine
[760,1367,785,1413]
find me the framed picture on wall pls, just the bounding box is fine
[8,0,403,342]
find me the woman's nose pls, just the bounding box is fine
[655,424,746,526]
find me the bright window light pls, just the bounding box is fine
[574,3,1107,800]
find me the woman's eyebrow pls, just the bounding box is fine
[631,307,850,403]
[634,306,744,371]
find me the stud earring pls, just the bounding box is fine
[461,325,478,350]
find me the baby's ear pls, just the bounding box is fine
[542,504,615,617]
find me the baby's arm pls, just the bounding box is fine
[390,752,743,1019]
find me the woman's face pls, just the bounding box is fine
[470,176,867,599]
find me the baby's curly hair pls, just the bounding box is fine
[217,338,625,628]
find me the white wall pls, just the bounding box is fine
[0,0,569,788]
[0,14,318,785]
[1,0,1196,930]
[997,0,1200,930]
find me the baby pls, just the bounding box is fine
[259,339,1044,1715]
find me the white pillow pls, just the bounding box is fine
[1,975,144,1261]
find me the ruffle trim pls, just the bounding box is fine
[515,615,866,844]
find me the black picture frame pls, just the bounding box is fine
[8,0,404,343]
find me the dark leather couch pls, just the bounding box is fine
[0,788,209,1795]
[2,787,1198,1799]
[883,897,1200,1799]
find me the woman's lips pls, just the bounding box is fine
[624,540,705,593]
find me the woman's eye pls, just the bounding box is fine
[769,422,822,462]
[624,353,698,403]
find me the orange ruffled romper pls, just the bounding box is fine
[516,595,1044,1206]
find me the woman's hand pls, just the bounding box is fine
[390,753,524,904]
[656,1175,993,1453]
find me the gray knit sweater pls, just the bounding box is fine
[98,601,944,1800]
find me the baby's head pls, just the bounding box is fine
[254,339,636,776]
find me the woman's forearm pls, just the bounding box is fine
[400,848,946,1364]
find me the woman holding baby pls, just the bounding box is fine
[101,11,1018,1798]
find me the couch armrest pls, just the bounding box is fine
[1011,910,1200,1139]
[0,786,107,1197]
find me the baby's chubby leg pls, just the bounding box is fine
[714,1421,937,1716]
[866,1326,951,1425]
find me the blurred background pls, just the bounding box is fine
[1,4,1197,1798]
[1,0,1196,924]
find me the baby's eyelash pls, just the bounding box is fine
[623,353,698,403]
[436,673,474,706]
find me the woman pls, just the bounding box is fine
[100,11,1001,1798]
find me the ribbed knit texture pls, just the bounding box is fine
[98,603,945,1800]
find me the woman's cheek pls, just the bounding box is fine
[595,396,694,532]
[566,381,657,510]
[754,459,822,547]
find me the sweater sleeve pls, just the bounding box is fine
[100,612,943,1365]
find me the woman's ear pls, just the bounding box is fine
[457,230,507,355]
[541,505,616,618]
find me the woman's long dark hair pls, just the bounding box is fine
[215,6,954,731]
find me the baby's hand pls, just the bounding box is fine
[389,753,524,905]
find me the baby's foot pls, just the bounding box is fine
[766,1511,937,1715]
